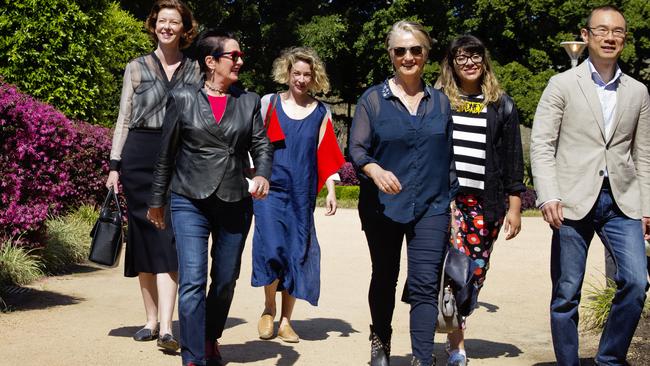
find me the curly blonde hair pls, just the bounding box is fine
[435,35,503,110]
[145,0,198,49]
[271,47,330,94]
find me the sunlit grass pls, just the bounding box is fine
[40,205,97,274]
[0,238,44,286]
[582,276,650,331]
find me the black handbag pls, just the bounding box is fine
[88,188,124,267]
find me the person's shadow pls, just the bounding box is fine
[458,339,522,358]
[476,301,499,313]
[108,317,247,338]
[222,317,358,365]
[109,318,248,356]
[221,340,299,365]
[385,339,522,366]
[533,358,596,366]
[288,317,359,341]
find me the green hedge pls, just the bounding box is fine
[317,185,359,208]
[0,0,151,126]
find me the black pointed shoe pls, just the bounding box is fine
[133,327,159,341]
[157,333,180,352]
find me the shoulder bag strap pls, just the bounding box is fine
[264,93,279,128]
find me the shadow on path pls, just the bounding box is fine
[462,339,522,359]
[477,301,499,313]
[109,318,247,338]
[221,340,299,366]
[289,317,360,341]
[2,288,82,311]
[533,358,596,366]
[55,263,103,275]
[386,338,521,366]
[389,354,414,366]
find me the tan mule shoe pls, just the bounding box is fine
[258,314,275,339]
[278,322,299,343]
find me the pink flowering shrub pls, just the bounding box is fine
[520,188,538,211]
[337,161,360,186]
[0,82,111,245]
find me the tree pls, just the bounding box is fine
[0,0,151,126]
[115,0,650,125]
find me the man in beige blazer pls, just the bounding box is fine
[530,5,650,366]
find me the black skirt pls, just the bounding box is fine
[120,129,177,277]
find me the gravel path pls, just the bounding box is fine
[0,210,608,365]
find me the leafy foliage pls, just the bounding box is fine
[0,0,151,126]
[495,62,558,128]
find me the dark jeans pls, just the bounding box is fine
[171,192,252,366]
[360,208,449,364]
[550,187,648,366]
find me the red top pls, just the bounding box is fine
[207,95,228,124]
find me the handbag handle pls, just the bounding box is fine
[101,187,122,215]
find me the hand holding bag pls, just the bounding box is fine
[399,224,479,333]
[436,246,478,333]
[88,188,124,267]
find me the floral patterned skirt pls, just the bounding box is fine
[451,193,504,288]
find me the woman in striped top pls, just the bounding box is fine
[435,35,526,366]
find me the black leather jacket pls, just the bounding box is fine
[149,84,273,207]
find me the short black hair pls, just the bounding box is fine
[585,5,626,30]
[195,29,238,74]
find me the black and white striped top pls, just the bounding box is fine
[452,95,487,194]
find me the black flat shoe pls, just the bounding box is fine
[157,333,180,352]
[133,327,159,341]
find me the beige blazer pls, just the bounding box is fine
[530,60,650,220]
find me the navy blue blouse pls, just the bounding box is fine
[349,80,459,224]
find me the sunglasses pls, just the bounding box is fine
[212,50,244,63]
[391,46,423,57]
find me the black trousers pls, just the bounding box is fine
[360,208,449,364]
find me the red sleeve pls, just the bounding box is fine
[317,117,345,192]
[264,101,285,143]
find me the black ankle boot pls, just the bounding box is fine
[369,325,391,366]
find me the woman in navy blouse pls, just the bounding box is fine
[349,20,458,366]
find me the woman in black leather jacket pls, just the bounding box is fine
[147,29,273,366]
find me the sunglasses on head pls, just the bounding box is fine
[212,50,244,63]
[391,46,423,57]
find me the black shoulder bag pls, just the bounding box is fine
[88,188,124,267]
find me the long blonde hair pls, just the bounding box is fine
[435,35,502,110]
